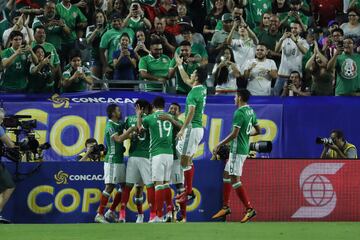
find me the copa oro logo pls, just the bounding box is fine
[54,170,69,184]
[48,94,70,108]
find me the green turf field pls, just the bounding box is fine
[1,223,359,240]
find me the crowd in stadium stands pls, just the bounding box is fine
[0,0,359,96]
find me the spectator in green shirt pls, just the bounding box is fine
[1,31,38,93]
[327,37,360,96]
[279,0,309,32]
[61,50,93,93]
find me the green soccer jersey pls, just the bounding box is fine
[169,58,199,94]
[185,85,207,128]
[31,41,60,66]
[142,111,174,157]
[99,28,135,65]
[104,119,125,163]
[335,53,360,96]
[125,114,150,159]
[138,54,171,92]
[245,0,272,29]
[56,2,87,44]
[61,66,91,93]
[230,105,258,155]
[175,44,208,61]
[127,18,146,33]
[278,12,309,29]
[0,48,29,91]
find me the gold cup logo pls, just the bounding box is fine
[54,170,69,184]
[48,94,70,108]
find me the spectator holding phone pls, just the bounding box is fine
[112,33,137,81]
[86,10,108,79]
[281,71,310,96]
[327,37,360,96]
[273,22,309,96]
[1,31,37,93]
[123,2,151,33]
[61,50,93,93]
[28,46,54,93]
[133,30,151,59]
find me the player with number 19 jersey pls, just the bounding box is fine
[230,105,258,155]
[143,111,174,157]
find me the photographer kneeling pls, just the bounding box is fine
[0,108,16,223]
[78,138,105,162]
[319,130,358,159]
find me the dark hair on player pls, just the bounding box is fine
[331,129,345,141]
[237,89,251,102]
[170,102,181,112]
[179,40,191,47]
[152,97,165,109]
[85,138,98,147]
[194,65,208,84]
[107,104,119,119]
[9,31,23,40]
[135,99,152,114]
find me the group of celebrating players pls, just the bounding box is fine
[94,64,260,223]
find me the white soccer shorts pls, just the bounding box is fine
[224,153,247,177]
[176,127,204,157]
[151,154,173,182]
[104,162,126,184]
[171,159,183,184]
[126,157,152,185]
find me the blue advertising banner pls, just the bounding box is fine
[0,91,283,160]
[2,161,224,223]
[1,91,359,159]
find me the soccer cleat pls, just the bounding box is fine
[136,214,144,223]
[117,210,126,223]
[104,210,117,223]
[94,213,109,224]
[176,216,186,223]
[0,216,11,224]
[211,206,231,219]
[164,212,173,223]
[148,216,161,223]
[240,208,257,223]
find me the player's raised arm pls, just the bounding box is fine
[112,126,137,143]
[135,104,144,131]
[158,113,183,130]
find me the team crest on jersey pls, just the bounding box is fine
[72,12,77,18]
[341,58,357,79]
[162,57,169,63]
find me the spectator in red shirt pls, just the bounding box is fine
[165,9,181,37]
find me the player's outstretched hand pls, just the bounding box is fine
[135,104,143,116]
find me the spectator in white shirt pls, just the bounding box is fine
[273,21,309,95]
[226,20,258,74]
[244,44,278,96]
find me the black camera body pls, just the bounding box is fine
[249,141,273,153]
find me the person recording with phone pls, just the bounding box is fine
[78,138,105,162]
[0,108,16,223]
[1,31,38,93]
[61,50,93,93]
[28,46,54,93]
[319,130,357,159]
[122,2,152,33]
[281,71,310,96]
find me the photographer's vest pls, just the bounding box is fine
[328,142,357,158]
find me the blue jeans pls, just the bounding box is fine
[272,76,288,96]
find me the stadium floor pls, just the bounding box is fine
[1,222,359,240]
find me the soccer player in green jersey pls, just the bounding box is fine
[212,89,261,223]
[95,104,137,224]
[118,99,157,223]
[158,102,186,222]
[175,61,207,205]
[137,97,174,223]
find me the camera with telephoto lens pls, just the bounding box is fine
[1,115,51,161]
[249,141,273,153]
[91,144,106,155]
[316,137,333,145]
